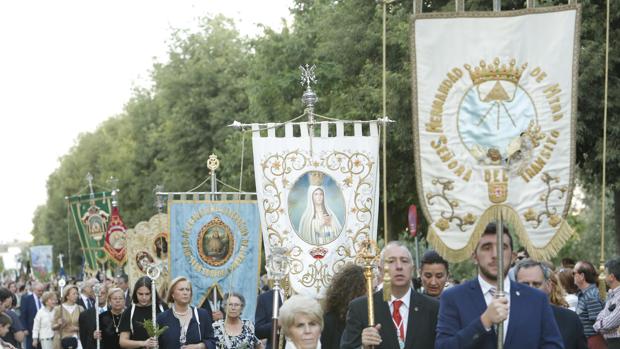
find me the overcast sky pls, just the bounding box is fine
[0,0,292,247]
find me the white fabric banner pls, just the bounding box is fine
[252,121,380,297]
[411,6,580,261]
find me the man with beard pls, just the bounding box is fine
[435,223,563,349]
[340,241,439,349]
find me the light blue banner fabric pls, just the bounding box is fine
[170,201,260,319]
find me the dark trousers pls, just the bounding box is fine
[606,337,620,349]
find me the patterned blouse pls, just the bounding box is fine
[213,319,260,349]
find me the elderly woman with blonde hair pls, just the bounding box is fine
[279,295,323,349]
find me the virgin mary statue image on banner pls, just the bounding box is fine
[293,171,345,245]
[252,121,380,298]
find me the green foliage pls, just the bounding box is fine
[30,0,618,277]
[140,319,168,337]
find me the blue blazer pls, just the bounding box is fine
[435,279,563,349]
[20,293,38,332]
[156,307,216,349]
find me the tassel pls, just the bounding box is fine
[383,264,391,302]
[599,264,607,300]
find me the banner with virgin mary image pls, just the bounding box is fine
[125,213,170,296]
[252,121,380,298]
[410,5,580,261]
[169,197,260,319]
[30,245,53,281]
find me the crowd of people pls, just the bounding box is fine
[1,223,620,349]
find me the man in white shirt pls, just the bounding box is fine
[340,241,439,349]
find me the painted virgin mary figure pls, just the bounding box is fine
[298,171,343,245]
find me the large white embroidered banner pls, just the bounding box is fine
[411,6,580,261]
[252,121,380,298]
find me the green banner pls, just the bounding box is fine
[67,192,112,272]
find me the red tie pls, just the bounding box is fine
[392,300,405,341]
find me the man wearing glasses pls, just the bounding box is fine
[516,259,586,349]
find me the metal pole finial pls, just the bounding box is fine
[108,176,120,207]
[86,172,95,199]
[154,185,165,213]
[300,64,318,121]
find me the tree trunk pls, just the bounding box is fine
[615,189,620,256]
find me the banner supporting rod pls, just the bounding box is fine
[496,215,504,349]
[381,0,392,243]
[598,0,611,298]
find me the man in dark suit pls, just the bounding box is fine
[340,241,439,349]
[78,284,107,349]
[516,258,587,349]
[115,274,131,307]
[77,278,97,310]
[435,223,563,349]
[20,282,44,349]
[255,288,284,349]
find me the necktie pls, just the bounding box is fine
[35,297,41,310]
[392,300,405,341]
[489,287,496,298]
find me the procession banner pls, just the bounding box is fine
[252,121,380,298]
[125,213,169,296]
[103,206,128,265]
[169,198,260,319]
[67,192,112,271]
[410,6,580,261]
[30,245,53,281]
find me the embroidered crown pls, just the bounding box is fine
[464,58,527,86]
[309,171,325,186]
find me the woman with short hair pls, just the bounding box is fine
[279,295,323,349]
[32,291,58,349]
[212,292,261,348]
[93,287,125,349]
[156,276,216,349]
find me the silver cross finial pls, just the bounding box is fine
[86,172,95,199]
[58,253,64,268]
[300,64,317,89]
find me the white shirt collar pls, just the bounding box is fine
[478,274,511,296]
[389,287,412,309]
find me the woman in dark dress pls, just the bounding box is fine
[118,276,167,349]
[320,263,366,348]
[93,287,126,349]
[156,276,216,349]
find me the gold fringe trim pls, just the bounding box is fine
[427,205,576,262]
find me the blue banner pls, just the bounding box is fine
[170,200,260,319]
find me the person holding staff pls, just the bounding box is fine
[93,287,126,349]
[118,276,167,349]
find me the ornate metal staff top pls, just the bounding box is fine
[86,172,95,199]
[108,176,119,207]
[93,283,102,349]
[300,64,318,123]
[154,185,165,214]
[146,263,162,347]
[266,246,289,349]
[356,240,381,327]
